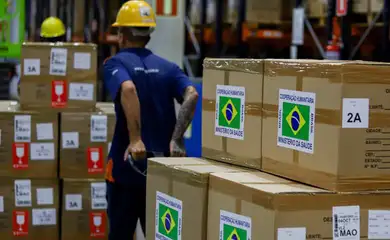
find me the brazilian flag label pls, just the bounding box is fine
[220,210,252,240]
[155,191,183,240]
[277,89,316,154]
[215,85,246,140]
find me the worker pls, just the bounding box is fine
[103,1,198,239]
[39,17,66,42]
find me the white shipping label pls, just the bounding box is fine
[68,83,94,101]
[32,208,56,226]
[368,210,390,239]
[214,85,246,140]
[36,123,54,140]
[23,59,40,75]
[62,132,79,149]
[49,48,67,76]
[30,143,55,160]
[155,191,183,240]
[14,180,32,207]
[333,205,360,240]
[91,115,107,142]
[219,210,251,240]
[36,188,54,205]
[14,115,31,142]
[0,196,4,213]
[277,228,306,240]
[342,98,369,128]
[74,52,91,70]
[65,194,82,211]
[91,183,107,210]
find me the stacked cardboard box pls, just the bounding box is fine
[199,58,390,239]
[16,42,112,239]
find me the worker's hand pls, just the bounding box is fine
[124,139,146,161]
[170,139,186,157]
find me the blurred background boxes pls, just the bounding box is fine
[20,43,97,112]
[60,105,115,179]
[0,101,58,178]
[202,58,263,169]
[0,178,59,240]
[61,178,108,240]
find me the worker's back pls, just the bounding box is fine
[104,47,191,182]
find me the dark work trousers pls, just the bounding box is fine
[106,180,146,239]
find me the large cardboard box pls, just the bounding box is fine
[202,58,263,169]
[246,0,292,23]
[146,157,249,240]
[0,178,59,239]
[354,0,383,13]
[60,104,115,179]
[20,42,97,112]
[61,178,108,240]
[262,59,390,191]
[208,171,390,240]
[0,101,58,178]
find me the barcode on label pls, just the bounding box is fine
[17,200,31,205]
[90,115,107,142]
[334,214,339,237]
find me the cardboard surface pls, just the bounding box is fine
[60,103,115,179]
[0,101,58,178]
[208,172,390,240]
[262,59,390,191]
[0,178,59,240]
[202,58,263,169]
[20,42,97,112]
[146,157,249,240]
[61,178,108,240]
[246,0,292,23]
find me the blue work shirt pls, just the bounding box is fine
[103,48,192,184]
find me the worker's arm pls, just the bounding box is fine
[170,65,199,157]
[103,58,145,160]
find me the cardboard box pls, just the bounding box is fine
[262,59,390,191]
[61,178,108,240]
[0,101,58,178]
[246,0,292,23]
[0,178,59,239]
[20,42,97,112]
[354,0,383,13]
[307,0,327,18]
[202,58,263,169]
[60,104,115,179]
[208,171,390,240]
[146,157,249,240]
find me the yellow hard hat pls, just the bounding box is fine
[112,1,156,28]
[40,17,66,38]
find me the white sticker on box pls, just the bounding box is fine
[342,98,369,128]
[91,183,107,210]
[215,85,246,140]
[14,115,31,142]
[62,132,79,149]
[91,115,107,142]
[30,143,55,160]
[68,83,94,101]
[36,188,54,205]
[32,208,56,226]
[23,59,40,76]
[74,52,91,70]
[36,123,54,140]
[219,210,251,240]
[49,48,67,76]
[65,194,82,211]
[368,210,390,239]
[277,227,306,240]
[277,89,316,154]
[0,196,4,212]
[14,180,32,207]
[333,205,360,240]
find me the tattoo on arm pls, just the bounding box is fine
[171,86,199,141]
